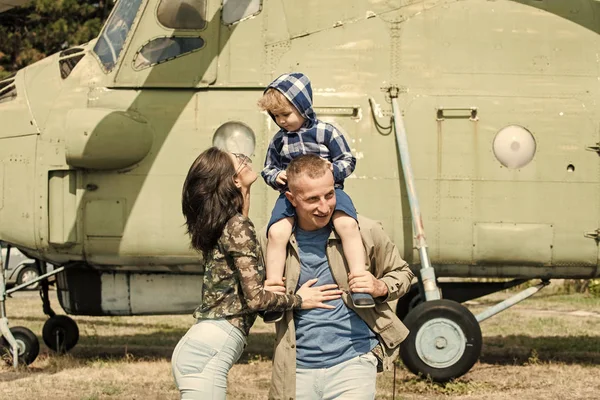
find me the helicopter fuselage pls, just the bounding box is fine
[0,0,599,315]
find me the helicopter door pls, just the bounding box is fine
[113,0,219,88]
[403,95,600,273]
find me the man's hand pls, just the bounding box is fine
[275,171,288,186]
[264,278,286,294]
[348,270,388,299]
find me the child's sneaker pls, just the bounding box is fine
[351,292,375,308]
[262,310,284,323]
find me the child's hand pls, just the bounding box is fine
[264,278,286,294]
[276,171,288,186]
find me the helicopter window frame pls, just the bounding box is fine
[222,0,262,25]
[59,54,86,80]
[92,0,145,73]
[132,36,206,70]
[156,0,208,31]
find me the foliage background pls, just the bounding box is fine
[0,0,114,80]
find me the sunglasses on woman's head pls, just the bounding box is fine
[232,153,252,175]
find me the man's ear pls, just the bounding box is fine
[285,191,296,207]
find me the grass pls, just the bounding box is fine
[1,290,600,399]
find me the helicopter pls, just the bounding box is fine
[0,0,599,383]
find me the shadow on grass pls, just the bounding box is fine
[6,330,598,384]
[481,335,600,365]
[69,331,599,367]
[0,331,277,383]
[69,331,276,361]
[11,315,190,329]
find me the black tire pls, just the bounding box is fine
[42,315,79,353]
[396,284,421,321]
[0,326,40,366]
[400,299,482,383]
[17,264,40,290]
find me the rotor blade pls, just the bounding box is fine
[0,0,31,13]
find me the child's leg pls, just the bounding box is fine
[266,217,294,282]
[264,217,294,323]
[332,211,366,275]
[332,211,375,308]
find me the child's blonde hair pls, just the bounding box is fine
[257,88,294,114]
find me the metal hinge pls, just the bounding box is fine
[381,85,407,99]
[585,143,600,154]
[584,229,600,241]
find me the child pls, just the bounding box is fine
[258,72,374,319]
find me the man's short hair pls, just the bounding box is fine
[257,88,294,115]
[286,154,330,190]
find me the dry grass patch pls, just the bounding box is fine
[1,291,599,399]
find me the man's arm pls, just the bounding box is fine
[348,219,414,303]
[370,221,414,302]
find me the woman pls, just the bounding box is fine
[172,147,341,399]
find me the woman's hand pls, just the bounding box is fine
[296,278,342,310]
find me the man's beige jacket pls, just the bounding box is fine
[259,215,414,400]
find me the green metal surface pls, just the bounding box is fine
[0,0,598,279]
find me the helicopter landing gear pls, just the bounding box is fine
[400,299,482,383]
[0,326,40,366]
[38,261,79,354]
[388,88,482,382]
[1,248,69,367]
[42,315,79,353]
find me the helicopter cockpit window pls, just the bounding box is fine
[93,0,144,72]
[157,0,207,30]
[133,37,205,69]
[222,0,262,25]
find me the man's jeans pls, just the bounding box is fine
[171,319,246,400]
[296,352,378,400]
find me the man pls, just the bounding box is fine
[261,154,414,399]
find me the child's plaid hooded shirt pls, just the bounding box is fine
[261,72,356,192]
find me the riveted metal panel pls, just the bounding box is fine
[473,223,553,265]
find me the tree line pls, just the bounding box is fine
[0,0,114,80]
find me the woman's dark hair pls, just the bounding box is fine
[182,147,244,256]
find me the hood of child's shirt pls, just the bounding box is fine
[266,72,317,129]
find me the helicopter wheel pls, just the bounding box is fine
[400,299,482,383]
[396,284,421,321]
[42,315,79,354]
[0,326,40,366]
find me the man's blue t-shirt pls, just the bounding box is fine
[294,226,378,369]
